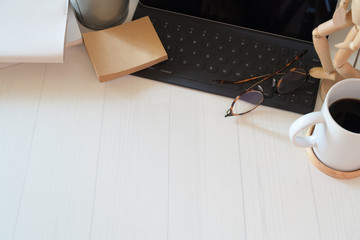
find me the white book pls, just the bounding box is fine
[0,4,82,69]
[0,0,79,64]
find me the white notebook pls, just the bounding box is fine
[0,0,70,63]
[0,3,82,69]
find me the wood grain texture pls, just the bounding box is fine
[1,16,360,240]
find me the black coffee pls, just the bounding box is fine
[329,98,360,134]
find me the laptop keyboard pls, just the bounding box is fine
[132,4,321,114]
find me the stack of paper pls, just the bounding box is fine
[0,0,82,69]
[82,16,167,82]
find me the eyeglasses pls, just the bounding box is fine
[212,50,309,117]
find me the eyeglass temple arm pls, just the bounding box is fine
[225,109,232,117]
[212,74,271,84]
[245,50,308,91]
[296,49,307,59]
[212,50,307,85]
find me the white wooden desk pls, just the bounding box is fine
[1,1,360,239]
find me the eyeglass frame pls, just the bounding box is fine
[217,49,309,117]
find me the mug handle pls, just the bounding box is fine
[289,112,325,148]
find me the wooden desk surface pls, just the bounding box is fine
[1,1,360,240]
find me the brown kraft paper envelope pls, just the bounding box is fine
[82,16,168,82]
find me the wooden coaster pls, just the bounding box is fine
[306,125,360,179]
[319,78,341,102]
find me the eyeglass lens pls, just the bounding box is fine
[232,90,264,115]
[277,68,307,94]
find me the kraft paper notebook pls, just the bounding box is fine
[82,16,168,82]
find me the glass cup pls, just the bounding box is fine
[70,0,129,30]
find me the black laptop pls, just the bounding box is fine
[132,0,338,114]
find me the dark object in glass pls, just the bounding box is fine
[329,98,360,134]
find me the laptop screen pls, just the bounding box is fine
[138,0,338,42]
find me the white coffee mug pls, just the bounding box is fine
[289,78,360,171]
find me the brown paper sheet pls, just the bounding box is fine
[82,16,168,82]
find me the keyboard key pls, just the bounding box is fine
[187,26,196,35]
[160,64,175,74]
[178,47,186,53]
[190,39,200,45]
[220,66,231,76]
[266,44,276,53]
[226,35,235,43]
[175,24,182,31]
[194,62,204,70]
[207,64,217,73]
[239,38,249,47]
[230,47,239,54]
[230,57,241,67]
[241,51,252,58]
[270,56,279,64]
[165,44,173,52]
[303,97,314,105]
[164,33,173,40]
[257,65,267,73]
[287,93,300,103]
[256,53,266,61]
[253,41,262,50]
[243,62,253,70]
[204,41,213,48]
[180,58,191,65]
[178,36,186,43]
[234,70,243,79]
[204,53,212,60]
[217,44,227,52]
[279,47,289,55]
[200,30,207,38]
[190,49,200,56]
[168,56,176,63]
[213,33,222,41]
[217,55,227,63]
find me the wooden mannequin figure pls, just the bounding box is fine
[311,0,360,99]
